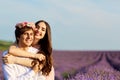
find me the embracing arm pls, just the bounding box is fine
[8,45,35,58]
[14,57,43,74]
[3,54,33,67]
[15,57,33,67]
[3,54,45,70]
[8,45,45,61]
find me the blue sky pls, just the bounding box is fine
[0,0,120,50]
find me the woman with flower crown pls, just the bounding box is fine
[2,20,54,80]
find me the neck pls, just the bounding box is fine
[32,38,39,45]
[32,39,40,49]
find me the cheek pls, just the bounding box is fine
[34,28,38,32]
[21,36,25,39]
[43,32,46,36]
[34,28,38,31]
[32,36,34,39]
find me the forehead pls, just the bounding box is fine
[37,22,46,29]
[23,29,34,33]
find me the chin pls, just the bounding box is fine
[35,37,42,40]
[26,43,32,46]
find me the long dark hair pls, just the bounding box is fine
[35,20,53,76]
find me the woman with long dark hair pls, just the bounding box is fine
[3,20,54,80]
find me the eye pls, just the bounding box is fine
[42,27,45,31]
[23,33,27,35]
[30,33,34,36]
[36,25,40,29]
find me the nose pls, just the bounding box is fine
[38,28,41,32]
[34,28,37,31]
[37,28,42,33]
[27,34,31,39]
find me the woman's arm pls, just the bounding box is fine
[3,54,33,67]
[15,57,33,67]
[3,54,44,69]
[8,45,45,61]
[8,45,35,58]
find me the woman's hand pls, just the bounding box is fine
[34,54,45,61]
[2,54,16,64]
[32,60,39,73]
[32,60,44,73]
[32,58,46,73]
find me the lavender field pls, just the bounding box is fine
[52,51,120,80]
[0,51,120,80]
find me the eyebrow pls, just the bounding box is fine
[42,27,45,29]
[36,25,40,28]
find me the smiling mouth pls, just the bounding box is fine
[35,33,42,36]
[26,39,33,42]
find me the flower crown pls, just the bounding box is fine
[15,22,35,30]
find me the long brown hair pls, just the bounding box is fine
[35,20,53,76]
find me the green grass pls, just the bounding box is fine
[0,40,13,51]
[62,69,76,79]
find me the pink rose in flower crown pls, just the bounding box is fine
[15,22,36,30]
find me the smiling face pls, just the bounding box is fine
[18,29,34,47]
[34,22,46,40]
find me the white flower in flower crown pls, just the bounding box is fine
[26,23,31,27]
[26,22,36,30]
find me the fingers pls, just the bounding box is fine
[4,54,11,57]
[34,61,39,67]
[4,60,8,64]
[2,54,10,61]
[35,54,45,61]
[38,64,43,70]
[40,54,45,61]
[3,54,11,58]
[2,57,8,64]
[32,60,41,73]
[39,56,45,61]
[2,54,14,64]
[32,60,43,72]
[2,56,7,61]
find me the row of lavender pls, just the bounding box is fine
[65,52,120,80]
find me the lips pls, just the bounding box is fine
[36,33,40,36]
[26,39,33,43]
[35,32,42,36]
